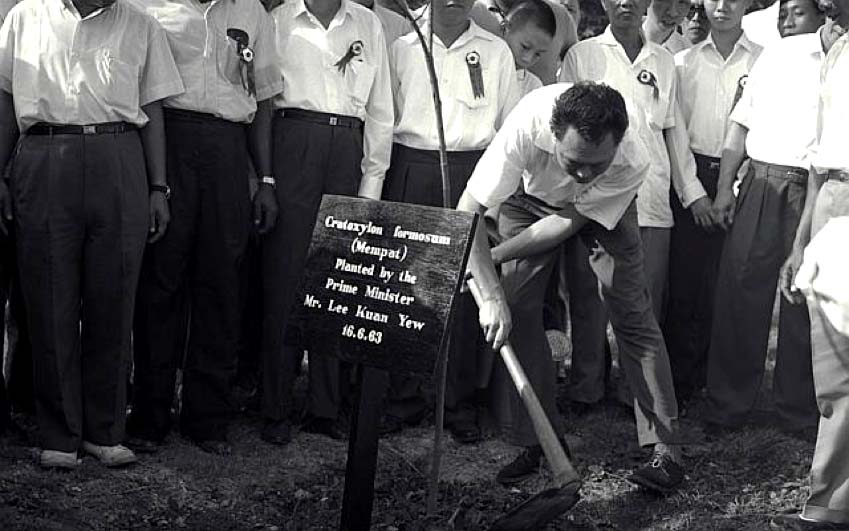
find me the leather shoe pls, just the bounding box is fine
[124,436,161,454]
[193,439,232,456]
[261,420,292,446]
[771,514,849,530]
[447,419,481,444]
[628,452,684,494]
[496,445,542,485]
[39,449,80,470]
[301,417,346,440]
[81,441,138,467]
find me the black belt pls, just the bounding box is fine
[750,159,807,183]
[279,108,363,129]
[693,153,721,171]
[164,107,241,126]
[392,143,485,165]
[27,122,136,136]
[827,169,849,182]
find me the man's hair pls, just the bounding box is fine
[778,0,825,11]
[550,82,629,145]
[505,0,557,38]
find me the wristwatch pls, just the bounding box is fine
[150,184,171,200]
[260,176,276,189]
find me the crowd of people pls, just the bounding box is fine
[0,0,846,527]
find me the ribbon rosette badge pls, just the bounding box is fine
[227,28,256,96]
[732,74,748,109]
[466,51,485,99]
[335,40,364,74]
[636,69,659,101]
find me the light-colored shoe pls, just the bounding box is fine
[81,441,138,467]
[39,449,80,469]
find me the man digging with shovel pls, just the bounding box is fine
[458,81,686,502]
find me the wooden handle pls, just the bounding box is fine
[467,278,580,486]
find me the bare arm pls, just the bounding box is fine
[139,101,170,243]
[713,121,748,230]
[0,90,17,233]
[491,205,588,265]
[457,189,511,350]
[248,99,278,234]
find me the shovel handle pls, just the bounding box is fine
[467,278,580,487]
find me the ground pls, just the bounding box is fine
[0,324,817,531]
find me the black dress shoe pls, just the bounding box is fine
[193,439,232,456]
[378,415,405,436]
[124,436,162,454]
[496,445,543,485]
[627,452,684,494]
[771,514,849,530]
[447,419,481,444]
[261,420,292,446]
[301,417,346,440]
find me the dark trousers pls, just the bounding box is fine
[664,154,724,404]
[12,130,148,452]
[1,227,33,417]
[706,160,817,429]
[261,112,363,423]
[381,144,484,425]
[130,110,251,442]
[496,194,678,447]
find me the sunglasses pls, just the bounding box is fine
[687,4,707,18]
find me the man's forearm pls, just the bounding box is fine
[717,123,748,194]
[140,101,167,187]
[792,169,827,252]
[492,209,586,265]
[457,190,506,301]
[248,99,273,177]
[0,91,19,170]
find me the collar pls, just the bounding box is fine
[61,0,116,20]
[700,30,756,58]
[293,0,352,27]
[598,25,658,63]
[424,19,494,49]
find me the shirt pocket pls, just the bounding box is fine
[80,49,140,112]
[217,33,244,88]
[644,91,670,131]
[453,66,490,110]
[346,59,376,109]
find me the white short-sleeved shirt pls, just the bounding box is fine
[517,68,543,97]
[0,0,184,132]
[663,30,690,55]
[742,1,781,49]
[272,0,394,198]
[675,32,761,158]
[128,0,282,124]
[466,83,650,230]
[560,28,679,228]
[813,33,849,173]
[390,21,519,151]
[730,31,821,169]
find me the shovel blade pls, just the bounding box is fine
[489,481,581,531]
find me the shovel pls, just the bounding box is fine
[467,278,582,531]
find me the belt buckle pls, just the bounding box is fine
[329,116,338,126]
[82,125,97,135]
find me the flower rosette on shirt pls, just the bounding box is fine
[466,51,485,99]
[227,28,256,96]
[732,74,748,109]
[636,69,659,101]
[335,40,364,74]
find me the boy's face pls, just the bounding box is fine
[432,0,476,25]
[504,23,554,70]
[554,127,619,184]
[702,0,751,32]
[602,0,649,30]
[779,0,825,36]
[684,0,710,41]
